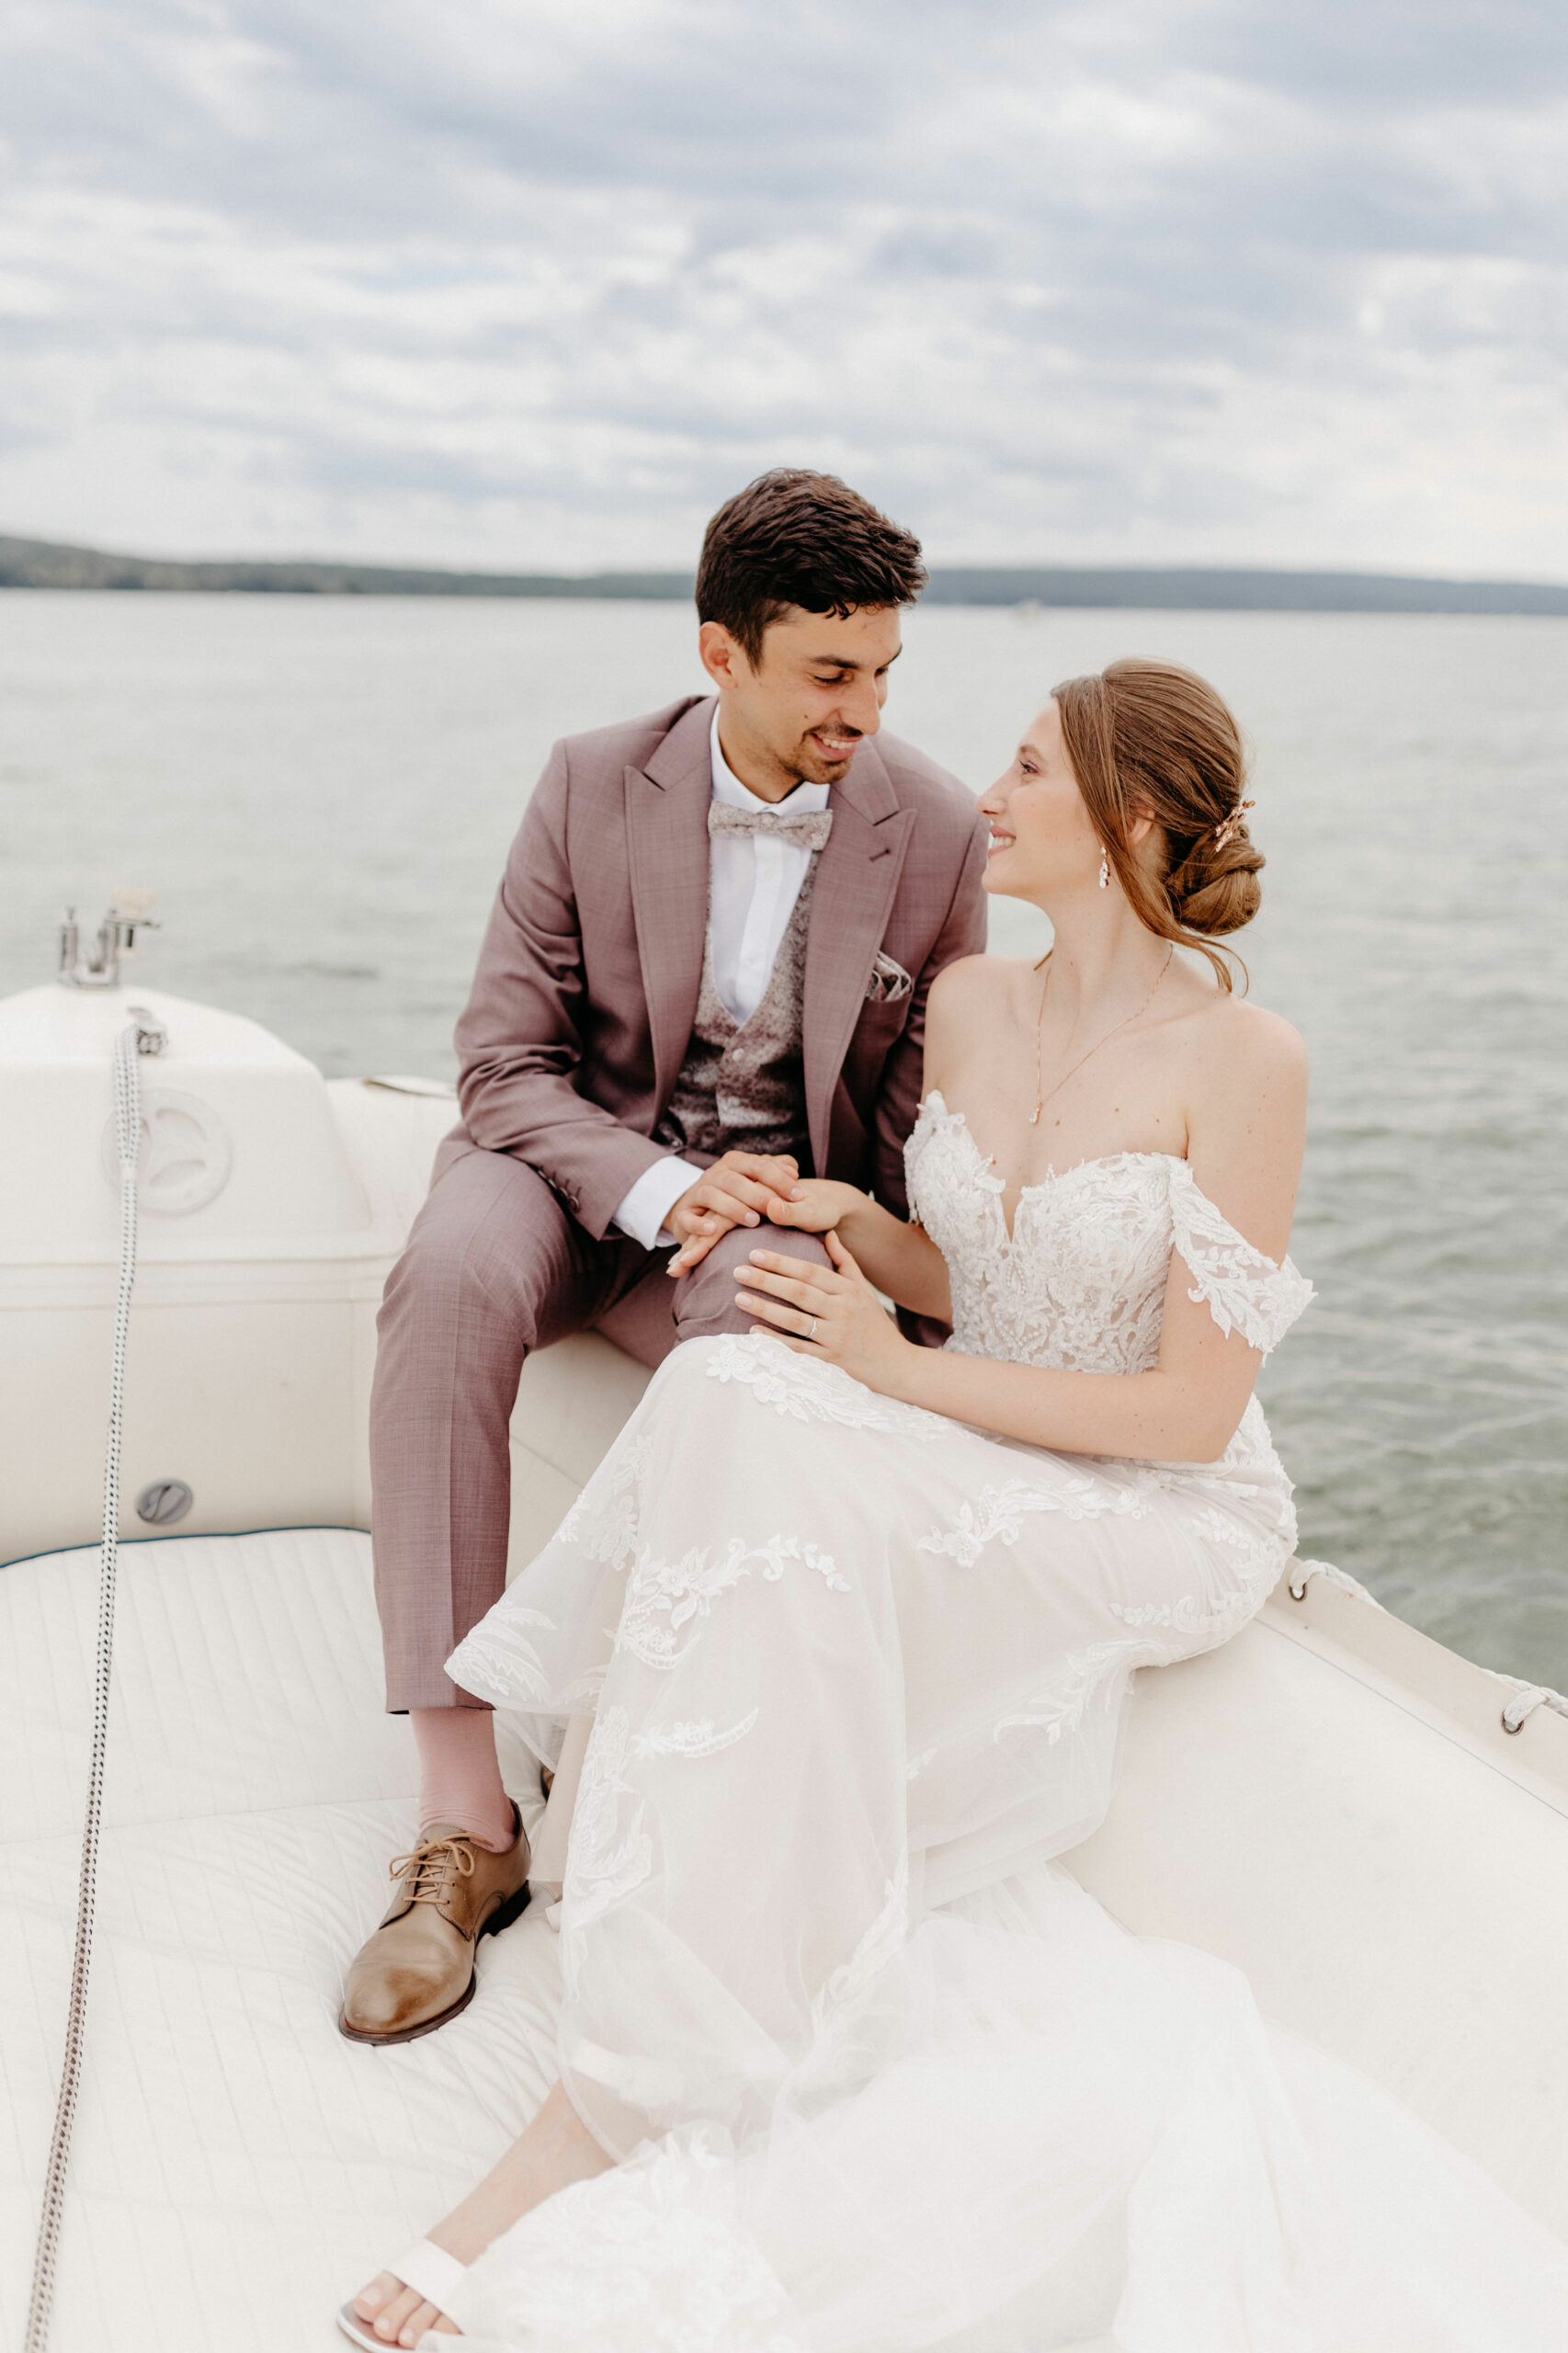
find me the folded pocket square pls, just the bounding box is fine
[865,951,914,1005]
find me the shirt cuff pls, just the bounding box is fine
[610,1155,704,1253]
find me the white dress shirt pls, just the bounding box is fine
[610,707,831,1251]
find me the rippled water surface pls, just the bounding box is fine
[3,593,1564,1681]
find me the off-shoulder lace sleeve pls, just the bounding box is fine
[903,1093,949,1231]
[1166,1163,1314,1355]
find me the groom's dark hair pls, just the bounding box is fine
[697,470,927,665]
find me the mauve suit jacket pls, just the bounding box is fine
[454,693,990,1236]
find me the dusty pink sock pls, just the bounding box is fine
[411,1707,516,1853]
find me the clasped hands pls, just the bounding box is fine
[664,1150,911,1390]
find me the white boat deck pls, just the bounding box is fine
[1,1530,559,2353]
[6,1521,1568,2352]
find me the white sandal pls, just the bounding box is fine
[336,2238,467,2346]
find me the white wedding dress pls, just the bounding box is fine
[440,1096,1568,2351]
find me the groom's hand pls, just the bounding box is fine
[665,1152,804,1274]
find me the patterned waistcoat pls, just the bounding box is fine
[654,864,817,1165]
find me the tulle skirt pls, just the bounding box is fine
[444,1336,1568,2349]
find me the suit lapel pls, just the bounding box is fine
[626,697,714,1108]
[803,738,915,1174]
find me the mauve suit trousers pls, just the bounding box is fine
[369,1129,832,1711]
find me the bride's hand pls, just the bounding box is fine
[734,1231,914,1391]
[760,1178,866,1236]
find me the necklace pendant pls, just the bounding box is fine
[1028,1108,1040,1127]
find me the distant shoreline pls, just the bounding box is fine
[4,531,1566,616]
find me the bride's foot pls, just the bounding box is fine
[348,2081,614,2342]
[349,2268,461,2343]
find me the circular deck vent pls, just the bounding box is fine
[99,1089,233,1215]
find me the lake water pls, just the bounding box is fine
[3,592,1564,1685]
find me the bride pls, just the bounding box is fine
[345,661,1567,2350]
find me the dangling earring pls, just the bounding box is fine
[1097,846,1110,890]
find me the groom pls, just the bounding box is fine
[341,468,988,2042]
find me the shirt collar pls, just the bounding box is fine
[710,704,832,815]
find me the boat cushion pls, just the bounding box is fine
[0,1529,559,2353]
[6,1516,1568,2353]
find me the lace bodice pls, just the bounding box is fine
[905,1092,1312,1376]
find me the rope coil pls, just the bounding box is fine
[23,1024,143,2353]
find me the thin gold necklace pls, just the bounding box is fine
[1028,948,1175,1127]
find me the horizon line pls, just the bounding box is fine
[3,529,1567,615]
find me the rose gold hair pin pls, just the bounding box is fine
[1212,798,1255,849]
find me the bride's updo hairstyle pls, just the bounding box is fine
[1051,658,1264,991]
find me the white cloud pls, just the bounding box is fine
[0,0,1563,573]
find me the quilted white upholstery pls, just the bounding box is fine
[7,1518,1568,2353]
[1,1530,560,2353]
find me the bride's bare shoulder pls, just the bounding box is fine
[1196,990,1305,1066]
[928,954,1033,1021]
[1184,991,1308,1128]
[925,957,1033,1093]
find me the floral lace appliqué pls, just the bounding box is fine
[904,1094,1312,1387]
[704,1332,947,1438]
[556,1434,654,1571]
[444,1604,556,1706]
[919,1474,1147,1564]
[1166,1162,1314,1356]
[562,1705,654,1955]
[562,1702,764,1987]
[1109,1585,1261,1651]
[631,1712,760,1761]
[994,1639,1135,1746]
[618,1533,849,1669]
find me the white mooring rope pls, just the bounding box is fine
[1286,1558,1386,1608]
[23,1024,143,2353]
[1483,1671,1568,1737]
[1287,1556,1568,1739]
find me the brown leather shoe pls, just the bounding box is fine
[339,1809,530,2045]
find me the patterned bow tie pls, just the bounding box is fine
[708,801,834,853]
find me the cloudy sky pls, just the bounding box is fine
[2,0,1564,574]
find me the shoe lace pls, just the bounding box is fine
[388,1834,477,1904]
